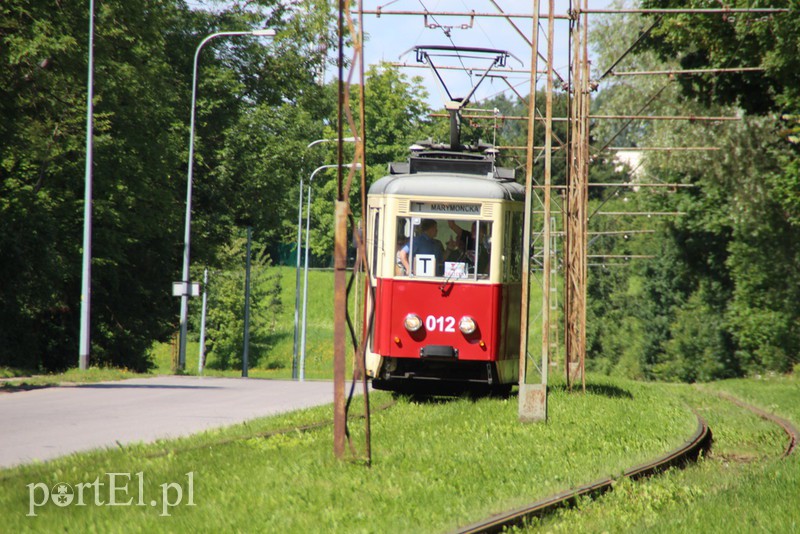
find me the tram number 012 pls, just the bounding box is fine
[425,315,455,333]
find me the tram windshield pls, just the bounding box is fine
[396,217,492,280]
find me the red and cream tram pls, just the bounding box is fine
[365,147,525,394]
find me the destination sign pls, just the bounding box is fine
[410,202,481,215]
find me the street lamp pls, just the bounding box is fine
[298,162,361,381]
[78,0,96,370]
[292,137,357,380]
[178,28,276,371]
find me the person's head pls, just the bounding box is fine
[420,219,438,237]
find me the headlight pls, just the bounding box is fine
[459,316,477,335]
[404,313,423,332]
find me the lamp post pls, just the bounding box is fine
[298,162,360,381]
[178,28,276,371]
[292,137,356,380]
[78,0,95,370]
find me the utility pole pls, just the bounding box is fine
[78,0,95,371]
[242,226,252,378]
[564,0,590,391]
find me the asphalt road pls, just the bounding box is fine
[0,376,343,469]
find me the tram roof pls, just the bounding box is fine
[369,172,525,201]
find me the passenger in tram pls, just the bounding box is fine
[398,218,444,275]
[395,235,408,275]
[446,220,490,275]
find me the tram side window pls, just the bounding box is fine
[505,211,523,281]
[370,209,380,279]
[396,217,492,279]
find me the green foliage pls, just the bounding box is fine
[0,1,334,372]
[0,0,193,371]
[642,0,800,113]
[584,4,800,381]
[304,64,433,259]
[659,290,736,382]
[199,232,284,371]
[472,91,575,183]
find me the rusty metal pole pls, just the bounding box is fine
[333,0,347,460]
[579,0,590,392]
[518,0,543,423]
[354,0,371,464]
[564,8,575,390]
[333,200,348,459]
[565,2,587,390]
[539,0,555,404]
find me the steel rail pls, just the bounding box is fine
[454,414,711,534]
[139,400,397,460]
[706,390,798,458]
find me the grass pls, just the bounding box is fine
[1,375,698,532]
[0,367,148,393]
[0,367,36,379]
[523,374,800,533]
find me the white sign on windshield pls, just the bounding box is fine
[444,262,468,279]
[415,254,436,276]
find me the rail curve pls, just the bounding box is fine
[455,386,800,534]
[708,389,798,458]
[454,414,712,534]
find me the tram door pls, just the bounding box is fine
[368,206,381,282]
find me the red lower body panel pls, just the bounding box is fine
[372,278,520,385]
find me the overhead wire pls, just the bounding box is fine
[417,0,475,96]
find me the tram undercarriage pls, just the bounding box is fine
[371,357,513,396]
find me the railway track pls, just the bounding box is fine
[706,389,798,458]
[455,390,799,534]
[454,414,711,534]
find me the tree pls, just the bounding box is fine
[642,0,800,114]
[0,0,336,371]
[0,0,191,370]
[199,232,283,371]
[303,64,432,260]
[583,1,800,380]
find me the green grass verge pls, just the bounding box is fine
[525,374,799,533]
[1,376,695,532]
[0,367,148,393]
[0,367,37,379]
